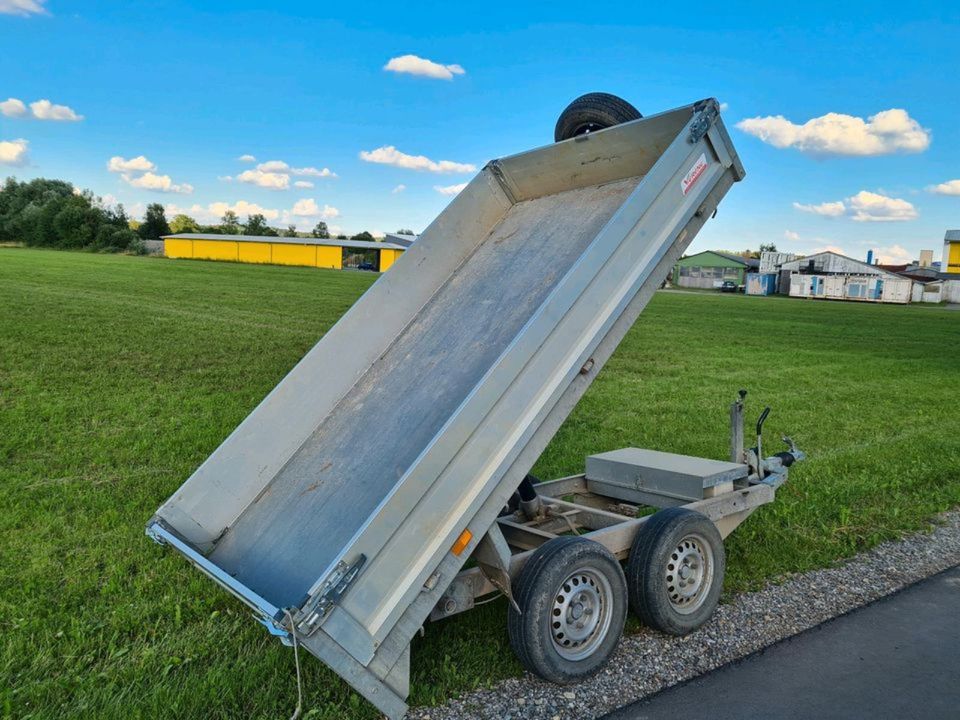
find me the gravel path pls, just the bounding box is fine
[410,510,960,720]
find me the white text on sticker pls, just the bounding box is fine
[681,153,708,196]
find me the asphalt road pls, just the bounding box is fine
[605,565,960,720]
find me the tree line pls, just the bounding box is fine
[163,209,341,240]
[1,176,399,253]
[0,178,140,252]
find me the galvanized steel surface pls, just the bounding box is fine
[209,178,640,607]
[151,98,746,718]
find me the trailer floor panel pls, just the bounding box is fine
[210,177,641,607]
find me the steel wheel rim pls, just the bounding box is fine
[665,533,714,615]
[550,566,613,661]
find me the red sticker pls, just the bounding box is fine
[681,153,708,196]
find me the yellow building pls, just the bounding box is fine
[161,233,408,273]
[944,230,960,275]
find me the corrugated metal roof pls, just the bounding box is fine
[384,232,417,247]
[779,251,902,280]
[945,229,960,242]
[160,233,407,251]
[678,250,758,268]
[714,251,760,269]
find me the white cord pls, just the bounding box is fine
[283,609,304,720]
[473,591,504,607]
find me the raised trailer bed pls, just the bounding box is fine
[146,94,783,719]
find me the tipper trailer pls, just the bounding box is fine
[148,94,804,718]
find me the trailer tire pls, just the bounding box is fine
[626,508,725,636]
[508,536,627,683]
[554,93,642,142]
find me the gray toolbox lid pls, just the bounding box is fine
[586,447,748,504]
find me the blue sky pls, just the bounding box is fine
[2,1,959,262]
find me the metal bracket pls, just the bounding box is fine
[487,159,518,204]
[474,525,521,613]
[295,554,366,636]
[429,574,476,621]
[689,100,720,144]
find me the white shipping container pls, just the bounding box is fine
[912,282,942,303]
[789,274,810,297]
[944,280,960,304]
[843,276,872,301]
[824,276,845,298]
[881,277,912,304]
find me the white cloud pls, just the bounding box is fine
[167,201,282,223]
[106,154,191,193]
[875,244,912,264]
[2,96,83,121]
[210,200,279,220]
[360,145,475,174]
[293,180,314,188]
[237,154,256,162]
[927,179,960,196]
[289,198,340,218]
[166,199,341,230]
[0,138,29,166]
[736,108,930,156]
[253,160,335,177]
[719,102,729,112]
[236,168,290,190]
[293,166,336,178]
[0,98,27,117]
[792,200,846,217]
[392,184,406,194]
[793,191,917,223]
[256,160,290,173]
[0,0,48,16]
[384,54,465,80]
[107,155,157,173]
[96,193,120,208]
[233,160,336,189]
[30,99,83,122]
[124,171,193,194]
[810,243,849,256]
[434,182,468,196]
[783,230,800,242]
[846,190,917,222]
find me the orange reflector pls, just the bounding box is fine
[451,529,473,556]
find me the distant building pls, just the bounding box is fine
[161,233,407,272]
[758,251,797,274]
[745,251,799,295]
[940,230,960,303]
[944,230,960,275]
[779,251,912,304]
[672,251,759,289]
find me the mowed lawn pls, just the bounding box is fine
[2,247,959,719]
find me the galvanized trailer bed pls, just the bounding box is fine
[148,97,758,718]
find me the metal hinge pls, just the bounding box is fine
[294,554,366,636]
[688,100,720,144]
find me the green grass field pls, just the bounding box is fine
[2,247,959,719]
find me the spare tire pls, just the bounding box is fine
[554,93,642,142]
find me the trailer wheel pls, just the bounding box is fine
[626,508,725,636]
[554,93,642,142]
[508,536,627,683]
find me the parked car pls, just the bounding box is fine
[720,280,739,292]
[358,262,377,271]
